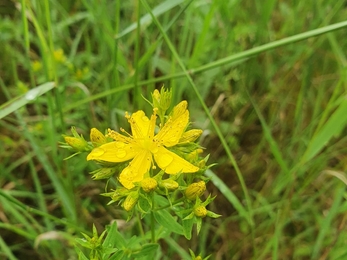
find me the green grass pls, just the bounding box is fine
[1,0,347,259]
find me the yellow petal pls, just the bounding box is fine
[172,101,187,120]
[153,146,199,174]
[87,141,137,162]
[128,111,152,139]
[119,150,152,189]
[155,110,189,147]
[90,128,106,145]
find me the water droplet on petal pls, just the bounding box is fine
[116,149,127,158]
[157,153,173,168]
[151,146,158,153]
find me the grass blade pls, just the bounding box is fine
[0,82,55,120]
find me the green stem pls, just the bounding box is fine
[133,0,142,109]
[136,211,145,237]
[20,0,35,88]
[150,211,155,243]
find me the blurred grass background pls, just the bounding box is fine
[1,0,347,259]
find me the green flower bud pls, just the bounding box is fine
[90,167,117,180]
[185,181,206,201]
[159,179,179,191]
[179,129,203,143]
[64,136,89,152]
[110,188,130,202]
[152,87,172,111]
[122,191,139,211]
[141,178,158,193]
[198,159,206,168]
[194,206,207,218]
[90,128,106,146]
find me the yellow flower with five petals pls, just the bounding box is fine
[87,101,199,189]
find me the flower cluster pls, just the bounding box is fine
[62,87,220,236]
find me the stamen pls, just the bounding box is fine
[120,127,133,138]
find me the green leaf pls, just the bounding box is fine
[75,238,92,249]
[302,97,347,164]
[103,221,125,249]
[0,82,55,120]
[138,195,152,214]
[205,170,249,222]
[182,218,194,240]
[131,243,159,258]
[74,245,89,260]
[108,249,126,260]
[153,210,184,235]
[196,218,202,235]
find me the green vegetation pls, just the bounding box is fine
[1,0,347,259]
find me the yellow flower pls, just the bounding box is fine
[53,48,66,63]
[31,60,42,72]
[87,101,199,189]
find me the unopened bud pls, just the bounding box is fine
[141,178,158,193]
[159,179,179,191]
[194,206,207,218]
[122,191,139,211]
[110,188,130,202]
[64,136,89,152]
[198,159,206,168]
[90,167,116,180]
[152,87,172,111]
[179,129,203,143]
[185,181,206,201]
[90,128,106,146]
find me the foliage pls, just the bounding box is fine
[1,0,347,259]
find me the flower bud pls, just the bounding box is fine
[64,136,89,152]
[90,128,106,146]
[185,181,206,201]
[141,178,158,193]
[179,129,203,143]
[152,87,172,111]
[110,188,130,202]
[194,206,207,218]
[122,191,139,211]
[198,159,206,168]
[186,148,203,162]
[90,167,116,180]
[159,179,179,191]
